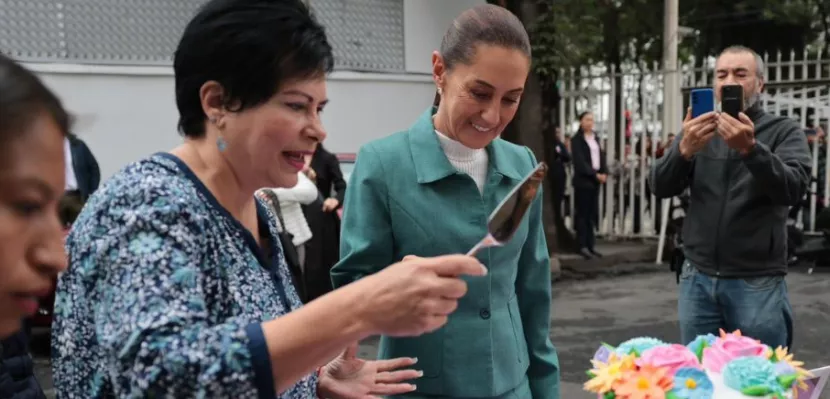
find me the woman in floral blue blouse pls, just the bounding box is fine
[51,0,487,398]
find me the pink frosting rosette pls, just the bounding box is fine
[636,344,700,376]
[702,331,767,373]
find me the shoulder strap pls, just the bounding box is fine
[259,190,287,230]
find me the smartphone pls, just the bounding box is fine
[721,85,744,119]
[690,88,715,118]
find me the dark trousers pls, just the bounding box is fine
[574,186,599,251]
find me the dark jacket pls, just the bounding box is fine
[0,329,46,399]
[302,145,347,301]
[68,134,101,200]
[570,130,608,190]
[649,103,811,277]
[551,138,570,189]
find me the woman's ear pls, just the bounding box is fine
[432,51,446,90]
[199,80,226,126]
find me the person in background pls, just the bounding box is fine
[258,169,318,301]
[551,126,570,217]
[649,45,811,348]
[0,54,68,399]
[332,4,560,398]
[570,111,608,259]
[64,132,100,203]
[52,1,486,397]
[302,142,347,301]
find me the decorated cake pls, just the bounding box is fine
[584,330,811,399]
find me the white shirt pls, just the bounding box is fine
[64,138,78,191]
[264,172,318,246]
[434,130,489,193]
[585,133,601,171]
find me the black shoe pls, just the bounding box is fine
[579,248,594,260]
[590,249,603,258]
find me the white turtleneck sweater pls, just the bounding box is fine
[434,130,489,192]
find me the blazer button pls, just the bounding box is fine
[479,308,491,319]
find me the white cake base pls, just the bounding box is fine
[707,371,793,399]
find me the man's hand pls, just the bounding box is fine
[679,108,718,160]
[597,173,607,184]
[717,112,756,156]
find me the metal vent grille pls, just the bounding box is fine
[0,0,63,60]
[0,0,405,71]
[312,0,405,72]
[62,0,199,64]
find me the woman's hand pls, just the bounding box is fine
[318,343,421,399]
[322,198,340,212]
[354,254,486,337]
[303,166,317,181]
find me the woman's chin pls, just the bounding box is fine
[269,173,299,189]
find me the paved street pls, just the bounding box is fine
[31,265,830,398]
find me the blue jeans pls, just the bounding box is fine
[678,261,793,349]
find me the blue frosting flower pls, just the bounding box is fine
[593,345,612,363]
[686,333,717,354]
[774,360,796,376]
[723,356,784,396]
[615,337,666,356]
[671,367,713,399]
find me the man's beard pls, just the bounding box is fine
[743,81,761,110]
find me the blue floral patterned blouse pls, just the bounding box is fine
[52,153,316,398]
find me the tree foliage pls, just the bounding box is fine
[531,0,827,75]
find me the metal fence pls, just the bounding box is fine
[558,50,830,241]
[0,0,406,72]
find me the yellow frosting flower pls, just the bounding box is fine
[771,346,813,398]
[584,353,637,393]
[613,365,674,399]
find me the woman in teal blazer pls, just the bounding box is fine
[330,4,560,399]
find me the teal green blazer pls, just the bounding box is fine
[331,108,560,398]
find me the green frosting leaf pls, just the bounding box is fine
[741,385,773,396]
[695,340,708,362]
[777,374,797,389]
[602,342,616,351]
[603,391,616,399]
[629,349,640,357]
[586,370,596,378]
[666,392,680,399]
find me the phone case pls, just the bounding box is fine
[721,85,743,118]
[690,88,715,118]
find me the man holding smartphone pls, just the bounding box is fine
[649,45,811,349]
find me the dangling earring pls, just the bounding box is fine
[216,136,228,152]
[437,87,443,96]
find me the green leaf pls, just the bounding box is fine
[778,374,797,389]
[741,385,773,396]
[666,392,681,399]
[695,340,707,362]
[603,391,616,399]
[602,342,616,351]
[586,370,596,378]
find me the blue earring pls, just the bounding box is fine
[216,137,228,152]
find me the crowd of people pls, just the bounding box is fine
[0,0,814,398]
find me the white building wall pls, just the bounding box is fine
[20,0,485,180]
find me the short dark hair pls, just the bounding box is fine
[439,4,530,70]
[718,45,765,81]
[174,0,334,137]
[0,53,69,146]
[578,111,592,121]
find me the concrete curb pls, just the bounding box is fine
[552,241,663,281]
[553,262,668,282]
